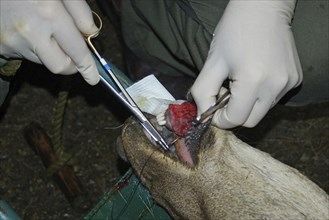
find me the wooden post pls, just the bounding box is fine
[24,122,91,212]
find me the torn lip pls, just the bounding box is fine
[165,102,197,137]
[175,138,195,167]
[142,116,196,166]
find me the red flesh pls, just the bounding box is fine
[166,101,198,166]
[167,102,197,137]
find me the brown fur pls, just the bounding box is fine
[120,118,329,220]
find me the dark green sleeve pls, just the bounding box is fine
[121,0,228,77]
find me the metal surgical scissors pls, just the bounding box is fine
[82,12,170,151]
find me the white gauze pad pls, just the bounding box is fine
[126,75,177,115]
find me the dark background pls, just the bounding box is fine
[0,1,328,219]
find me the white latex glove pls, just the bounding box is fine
[0,0,100,85]
[191,0,302,128]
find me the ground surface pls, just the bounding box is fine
[0,2,328,220]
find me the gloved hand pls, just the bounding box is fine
[0,0,100,85]
[191,0,302,128]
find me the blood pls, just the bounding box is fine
[111,172,133,193]
[167,102,197,137]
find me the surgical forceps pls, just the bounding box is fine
[82,12,170,151]
[193,90,231,126]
